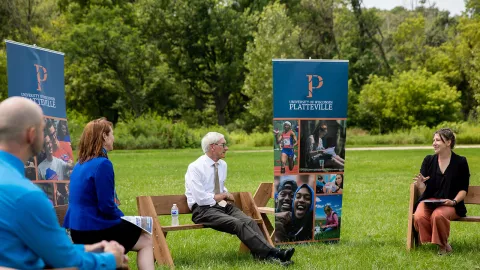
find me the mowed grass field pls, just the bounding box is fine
[109,148,480,269]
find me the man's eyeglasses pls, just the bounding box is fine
[212,143,228,148]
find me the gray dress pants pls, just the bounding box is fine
[192,203,273,258]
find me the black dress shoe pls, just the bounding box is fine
[280,248,295,262]
[275,248,295,262]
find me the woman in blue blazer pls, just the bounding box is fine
[64,118,154,270]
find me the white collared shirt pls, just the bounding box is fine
[185,154,228,209]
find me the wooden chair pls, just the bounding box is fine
[407,183,480,250]
[253,182,275,242]
[136,192,274,267]
[54,205,68,227]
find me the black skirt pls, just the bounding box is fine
[70,219,143,253]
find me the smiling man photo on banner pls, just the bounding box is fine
[275,177,315,243]
[46,119,74,162]
[37,130,73,180]
[275,177,296,242]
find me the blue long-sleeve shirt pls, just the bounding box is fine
[0,150,116,269]
[64,157,124,230]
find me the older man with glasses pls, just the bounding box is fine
[185,132,295,265]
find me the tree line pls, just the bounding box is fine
[1,0,480,134]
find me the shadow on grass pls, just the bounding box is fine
[172,251,252,268]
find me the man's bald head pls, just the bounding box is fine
[0,97,44,143]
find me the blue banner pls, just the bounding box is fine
[6,40,66,118]
[273,60,348,118]
[273,59,348,245]
[6,40,72,208]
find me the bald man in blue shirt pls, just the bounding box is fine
[0,97,125,269]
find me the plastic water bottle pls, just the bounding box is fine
[171,204,179,226]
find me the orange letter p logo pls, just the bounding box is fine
[34,64,48,91]
[306,75,323,98]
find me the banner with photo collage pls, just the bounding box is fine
[273,59,348,245]
[6,40,72,207]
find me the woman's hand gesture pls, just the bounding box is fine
[413,173,429,188]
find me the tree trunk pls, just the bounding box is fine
[214,92,229,126]
[350,0,392,75]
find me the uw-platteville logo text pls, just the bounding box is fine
[306,75,323,98]
[287,74,331,111]
[34,64,48,91]
[20,63,56,108]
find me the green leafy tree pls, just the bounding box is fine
[456,16,480,118]
[423,42,475,120]
[231,0,271,13]
[334,0,392,96]
[242,2,301,131]
[350,0,392,75]
[392,15,426,71]
[0,0,59,44]
[425,10,458,47]
[289,0,339,59]
[138,0,254,126]
[58,4,176,121]
[358,69,461,133]
[466,0,480,16]
[0,0,58,102]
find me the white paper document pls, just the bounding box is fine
[121,216,153,234]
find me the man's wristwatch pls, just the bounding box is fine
[452,199,457,206]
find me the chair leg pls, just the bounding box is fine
[407,214,416,250]
[237,192,275,253]
[137,196,174,267]
[262,213,274,236]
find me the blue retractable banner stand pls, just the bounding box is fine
[6,40,66,118]
[6,40,72,206]
[272,59,348,245]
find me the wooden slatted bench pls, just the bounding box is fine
[406,183,480,250]
[136,192,274,267]
[253,182,275,242]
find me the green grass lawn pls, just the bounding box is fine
[109,148,480,269]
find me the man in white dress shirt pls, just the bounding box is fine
[185,132,295,264]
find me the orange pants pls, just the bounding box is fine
[414,199,460,247]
